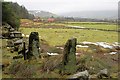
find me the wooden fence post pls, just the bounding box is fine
[23,42,27,60]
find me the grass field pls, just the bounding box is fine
[1,20,119,79]
[20,28,118,46]
[65,22,117,30]
[1,38,118,78]
[20,19,118,31]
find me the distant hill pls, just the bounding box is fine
[59,10,118,20]
[29,10,118,20]
[29,10,58,18]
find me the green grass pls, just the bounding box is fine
[1,29,118,78]
[65,22,117,30]
[1,21,119,78]
[20,28,118,46]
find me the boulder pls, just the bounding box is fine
[68,70,89,80]
[97,69,111,79]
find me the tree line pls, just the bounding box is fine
[2,2,34,30]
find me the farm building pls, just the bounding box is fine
[47,18,55,22]
[33,17,42,22]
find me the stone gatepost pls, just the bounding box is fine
[61,38,77,75]
[27,32,40,59]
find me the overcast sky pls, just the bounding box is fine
[4,0,119,14]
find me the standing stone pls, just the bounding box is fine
[28,32,40,59]
[61,38,77,74]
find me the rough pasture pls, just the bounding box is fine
[2,20,119,79]
[20,28,118,46]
